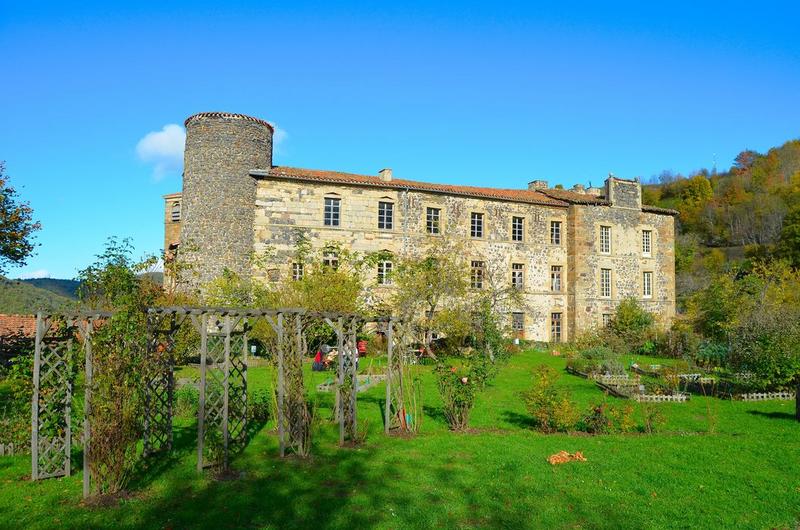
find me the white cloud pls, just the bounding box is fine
[269,122,288,155]
[136,124,186,179]
[18,269,50,279]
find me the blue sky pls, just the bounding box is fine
[2,1,799,279]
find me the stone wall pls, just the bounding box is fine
[163,194,182,258]
[253,178,570,340]
[567,201,676,334]
[179,112,273,287]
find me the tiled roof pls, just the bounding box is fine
[184,112,274,132]
[642,205,679,216]
[0,314,36,338]
[539,188,610,205]
[251,167,570,207]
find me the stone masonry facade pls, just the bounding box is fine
[165,112,677,342]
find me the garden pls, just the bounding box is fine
[1,237,800,529]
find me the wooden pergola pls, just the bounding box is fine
[31,306,412,498]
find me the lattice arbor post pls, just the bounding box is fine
[194,312,249,472]
[327,315,361,445]
[269,310,311,458]
[385,319,418,433]
[143,310,180,456]
[31,314,76,481]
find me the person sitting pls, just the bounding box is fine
[312,348,325,371]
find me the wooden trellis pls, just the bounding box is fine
[31,313,77,480]
[325,315,361,445]
[383,318,418,434]
[143,310,182,456]
[194,313,249,471]
[31,306,408,494]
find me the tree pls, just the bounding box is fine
[0,161,40,273]
[391,236,469,358]
[778,206,800,268]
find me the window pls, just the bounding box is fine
[643,271,653,298]
[470,212,484,238]
[324,197,341,226]
[425,207,441,234]
[292,262,304,281]
[551,312,562,342]
[600,268,612,298]
[377,260,393,285]
[512,216,524,242]
[550,265,562,292]
[512,312,524,332]
[170,201,181,222]
[470,260,485,289]
[642,230,652,256]
[602,313,612,327]
[322,252,339,270]
[378,201,393,230]
[599,225,611,253]
[511,263,524,290]
[550,221,561,245]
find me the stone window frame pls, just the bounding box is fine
[599,225,612,254]
[322,251,339,270]
[424,204,444,235]
[550,264,563,292]
[323,193,342,227]
[170,201,181,223]
[470,211,485,239]
[377,199,394,231]
[377,258,393,285]
[599,267,612,298]
[511,216,525,242]
[511,312,525,333]
[291,262,304,281]
[642,270,653,298]
[640,226,655,257]
[470,260,485,289]
[550,312,563,343]
[602,313,612,327]
[549,219,563,246]
[511,262,525,290]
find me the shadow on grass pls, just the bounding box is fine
[747,410,798,421]
[501,410,536,429]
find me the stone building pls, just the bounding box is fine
[164,112,677,342]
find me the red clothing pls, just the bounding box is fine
[314,350,322,363]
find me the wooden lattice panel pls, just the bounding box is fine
[31,315,74,481]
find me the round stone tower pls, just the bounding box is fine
[180,112,273,289]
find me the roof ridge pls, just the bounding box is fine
[255,166,569,207]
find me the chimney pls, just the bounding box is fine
[379,168,393,182]
[572,184,586,194]
[528,180,548,190]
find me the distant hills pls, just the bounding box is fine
[20,278,80,299]
[0,273,164,315]
[0,278,75,314]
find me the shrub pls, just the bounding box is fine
[694,341,728,369]
[521,365,579,433]
[174,385,199,419]
[434,362,479,431]
[579,402,636,434]
[609,298,656,354]
[248,388,272,423]
[656,320,700,359]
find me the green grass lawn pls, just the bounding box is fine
[1,349,799,529]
